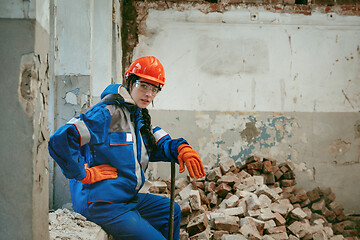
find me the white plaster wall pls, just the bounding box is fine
[0,0,35,18]
[55,0,112,96]
[55,0,91,75]
[91,0,112,97]
[134,9,360,113]
[36,0,50,32]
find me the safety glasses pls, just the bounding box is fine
[134,80,160,95]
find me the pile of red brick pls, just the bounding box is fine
[148,155,359,239]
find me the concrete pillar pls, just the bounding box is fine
[0,0,50,239]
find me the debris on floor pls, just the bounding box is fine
[160,155,360,240]
[49,208,109,240]
[49,155,360,240]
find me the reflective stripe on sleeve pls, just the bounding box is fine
[67,118,91,146]
[153,128,169,143]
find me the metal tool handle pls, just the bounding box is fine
[168,161,175,240]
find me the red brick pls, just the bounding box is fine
[205,181,216,193]
[337,212,346,222]
[217,175,240,187]
[216,183,232,198]
[195,181,205,190]
[267,225,287,234]
[247,162,256,170]
[247,169,261,176]
[282,171,295,180]
[212,230,228,240]
[274,212,286,225]
[282,186,296,193]
[274,170,283,180]
[263,173,276,185]
[263,157,277,166]
[324,192,336,204]
[281,179,296,187]
[321,187,332,196]
[299,198,311,207]
[343,229,359,237]
[323,207,337,222]
[233,165,241,174]
[307,188,321,202]
[254,162,264,170]
[280,165,289,173]
[295,188,308,202]
[246,155,261,164]
[312,199,326,214]
[213,216,239,233]
[289,195,300,204]
[328,201,344,216]
[332,222,345,234]
[311,213,328,224]
[186,214,208,237]
[342,220,357,229]
[262,161,273,173]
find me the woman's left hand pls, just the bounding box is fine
[177,144,205,178]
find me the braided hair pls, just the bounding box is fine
[125,74,158,152]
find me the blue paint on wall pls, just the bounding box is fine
[216,140,225,148]
[71,88,80,95]
[229,115,295,164]
[231,145,255,165]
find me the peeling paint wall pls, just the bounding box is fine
[129,4,360,213]
[0,0,50,239]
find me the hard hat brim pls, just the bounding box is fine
[134,73,165,87]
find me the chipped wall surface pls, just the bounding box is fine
[134,6,360,213]
[53,75,91,209]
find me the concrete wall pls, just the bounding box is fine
[130,6,360,214]
[0,0,50,238]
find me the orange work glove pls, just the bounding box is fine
[79,164,118,184]
[178,144,205,179]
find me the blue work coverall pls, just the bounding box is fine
[49,84,186,239]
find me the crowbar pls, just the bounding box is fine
[168,161,176,240]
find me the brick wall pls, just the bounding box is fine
[130,0,360,16]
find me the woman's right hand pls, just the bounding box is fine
[178,144,206,179]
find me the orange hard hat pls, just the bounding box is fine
[125,56,165,87]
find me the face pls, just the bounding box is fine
[130,78,160,108]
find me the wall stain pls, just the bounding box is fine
[328,139,351,158]
[355,120,360,139]
[240,120,260,143]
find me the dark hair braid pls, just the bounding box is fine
[126,74,157,152]
[140,108,157,152]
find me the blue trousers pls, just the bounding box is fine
[81,193,180,240]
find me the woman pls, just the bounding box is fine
[48,56,205,240]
